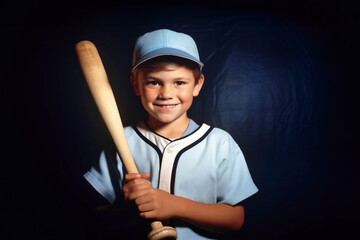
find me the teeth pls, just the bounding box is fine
[154,104,177,108]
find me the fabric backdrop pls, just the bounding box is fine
[2,2,356,239]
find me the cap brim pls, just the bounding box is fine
[132,47,204,71]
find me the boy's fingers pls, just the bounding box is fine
[129,181,152,193]
[123,178,152,193]
[128,188,153,201]
[124,172,150,182]
[139,211,153,219]
[124,173,141,182]
[140,172,150,179]
[137,202,154,213]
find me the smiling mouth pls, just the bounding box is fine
[154,104,178,109]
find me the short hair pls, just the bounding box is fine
[133,56,202,84]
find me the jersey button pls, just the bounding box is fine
[167,148,173,154]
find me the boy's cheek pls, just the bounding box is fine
[142,91,157,102]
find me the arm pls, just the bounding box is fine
[123,173,244,232]
[161,194,244,232]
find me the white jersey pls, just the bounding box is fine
[84,120,258,239]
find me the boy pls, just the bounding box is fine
[84,29,258,239]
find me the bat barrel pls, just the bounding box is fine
[75,40,138,174]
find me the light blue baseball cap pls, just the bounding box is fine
[132,29,204,71]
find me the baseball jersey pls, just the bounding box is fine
[84,119,258,239]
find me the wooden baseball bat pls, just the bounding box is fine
[75,40,177,240]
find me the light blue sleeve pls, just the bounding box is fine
[83,151,124,204]
[216,136,258,205]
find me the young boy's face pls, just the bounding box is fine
[131,64,204,127]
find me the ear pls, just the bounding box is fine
[193,74,204,97]
[130,74,141,96]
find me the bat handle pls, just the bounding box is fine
[147,221,177,240]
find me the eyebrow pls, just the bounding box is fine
[144,76,191,82]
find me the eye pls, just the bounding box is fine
[146,81,160,86]
[175,81,186,85]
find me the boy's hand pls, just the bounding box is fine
[122,173,151,200]
[130,187,177,220]
[122,173,177,220]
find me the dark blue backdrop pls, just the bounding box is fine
[2,1,358,239]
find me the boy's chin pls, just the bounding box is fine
[148,114,188,126]
[149,117,176,125]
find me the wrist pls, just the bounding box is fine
[171,195,192,219]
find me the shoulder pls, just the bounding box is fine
[199,124,241,156]
[124,121,147,135]
[209,126,234,138]
[124,125,138,136]
[122,125,142,145]
[124,125,136,133]
[206,126,237,145]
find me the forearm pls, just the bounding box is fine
[173,196,244,232]
[124,175,245,232]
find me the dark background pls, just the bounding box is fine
[1,0,359,239]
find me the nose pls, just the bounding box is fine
[158,84,174,99]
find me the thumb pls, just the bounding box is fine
[139,172,150,179]
[124,173,141,183]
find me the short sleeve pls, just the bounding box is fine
[216,142,258,205]
[84,150,124,204]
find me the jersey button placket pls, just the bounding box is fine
[159,144,177,192]
[167,147,174,154]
